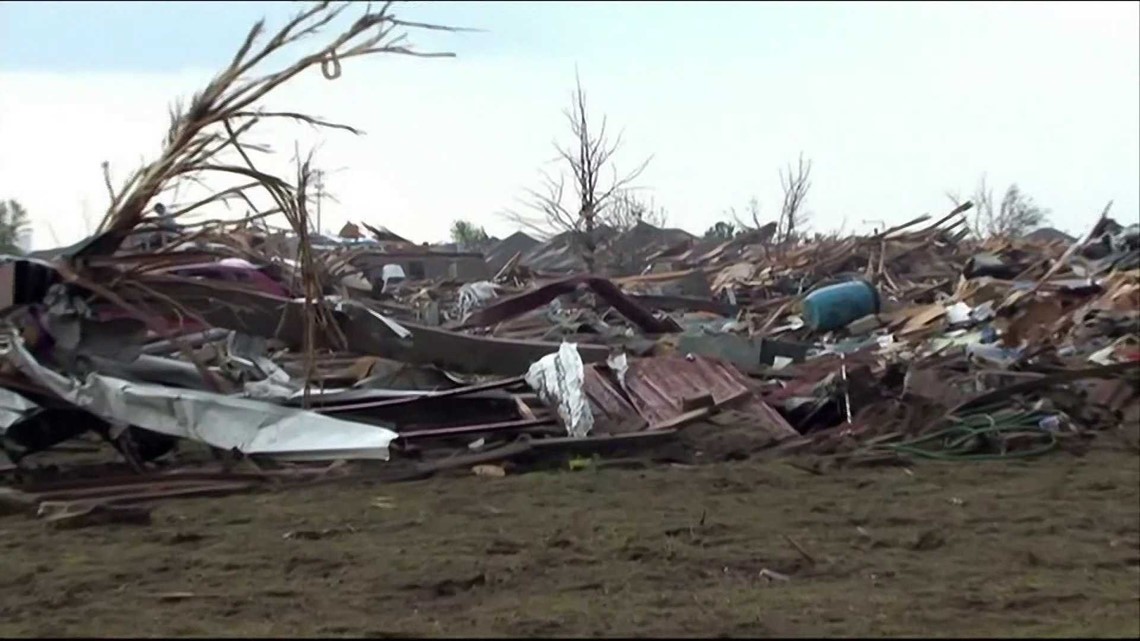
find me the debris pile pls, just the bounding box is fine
[2,2,1137,527]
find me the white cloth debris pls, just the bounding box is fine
[525,342,594,439]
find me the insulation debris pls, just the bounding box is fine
[525,342,594,439]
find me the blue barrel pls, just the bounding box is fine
[801,279,880,332]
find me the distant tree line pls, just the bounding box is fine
[0,199,30,254]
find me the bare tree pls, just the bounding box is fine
[952,174,1050,239]
[729,196,764,234]
[778,153,812,243]
[603,189,667,231]
[726,196,778,245]
[703,221,738,241]
[725,154,811,246]
[504,73,652,272]
[78,0,460,260]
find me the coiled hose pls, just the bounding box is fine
[877,408,1060,461]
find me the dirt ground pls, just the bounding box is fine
[0,436,1137,638]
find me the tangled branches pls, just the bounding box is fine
[81,0,459,259]
[62,1,461,403]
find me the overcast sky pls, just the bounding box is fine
[1,1,1136,249]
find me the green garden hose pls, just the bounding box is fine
[874,409,1059,461]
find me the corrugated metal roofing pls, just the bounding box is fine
[581,354,799,440]
[623,355,755,425]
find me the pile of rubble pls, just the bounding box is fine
[2,205,1136,524]
[1,2,1137,528]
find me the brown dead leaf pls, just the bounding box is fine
[473,464,507,478]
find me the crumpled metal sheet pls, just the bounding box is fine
[242,364,296,400]
[0,334,397,461]
[39,284,149,361]
[0,388,40,434]
[86,354,216,391]
[324,296,413,340]
[525,342,594,438]
[221,332,298,400]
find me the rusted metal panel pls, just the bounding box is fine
[621,355,752,425]
[737,396,801,440]
[582,368,647,434]
[619,355,798,438]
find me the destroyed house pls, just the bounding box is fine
[27,223,187,261]
[351,248,491,283]
[484,231,541,274]
[1023,227,1077,245]
[519,226,620,274]
[518,223,698,277]
[603,222,698,276]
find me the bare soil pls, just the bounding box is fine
[0,438,1137,638]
